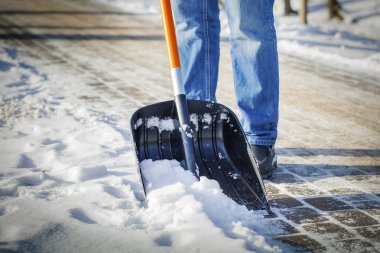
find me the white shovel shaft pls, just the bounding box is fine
[171,67,185,96]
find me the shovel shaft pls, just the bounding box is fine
[175,94,197,175]
[160,0,181,68]
[160,0,197,175]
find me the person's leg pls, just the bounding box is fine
[225,0,279,146]
[171,0,220,102]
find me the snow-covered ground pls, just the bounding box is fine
[0,0,379,252]
[0,45,282,252]
[95,0,380,78]
[275,0,380,79]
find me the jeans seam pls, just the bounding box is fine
[249,140,276,146]
[203,0,210,100]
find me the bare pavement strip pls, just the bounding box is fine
[0,0,379,252]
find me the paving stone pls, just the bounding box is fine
[304,197,352,211]
[343,175,374,182]
[331,239,375,253]
[265,184,280,195]
[269,194,304,209]
[329,188,364,195]
[330,210,379,227]
[357,182,380,195]
[329,168,364,177]
[280,207,328,224]
[337,193,372,202]
[355,226,380,241]
[257,219,298,236]
[264,211,278,219]
[285,165,328,177]
[350,200,380,211]
[285,184,324,196]
[303,222,354,240]
[276,220,299,236]
[268,173,304,184]
[356,166,380,175]
[364,208,380,216]
[276,235,326,252]
[272,165,288,173]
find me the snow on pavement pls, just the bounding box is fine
[0,45,283,252]
[275,0,380,78]
[0,0,379,252]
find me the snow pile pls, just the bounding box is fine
[140,159,281,253]
[274,0,380,78]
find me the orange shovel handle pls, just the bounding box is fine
[160,0,181,68]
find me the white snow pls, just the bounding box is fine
[65,165,108,182]
[273,0,380,78]
[160,118,175,132]
[140,159,281,253]
[146,117,175,132]
[1,0,379,252]
[0,43,282,252]
[189,113,199,131]
[202,113,212,125]
[92,0,380,78]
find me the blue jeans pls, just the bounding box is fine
[171,0,279,146]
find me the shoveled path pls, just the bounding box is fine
[0,0,379,252]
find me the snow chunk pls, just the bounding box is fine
[146,116,160,128]
[133,118,143,129]
[65,164,107,182]
[181,124,193,138]
[220,112,230,122]
[160,118,175,132]
[145,117,175,132]
[202,113,212,124]
[140,159,196,192]
[190,113,199,131]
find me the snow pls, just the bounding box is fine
[91,0,380,78]
[140,159,281,253]
[1,0,379,252]
[189,113,199,131]
[202,113,212,125]
[0,43,282,252]
[65,165,108,182]
[146,116,175,132]
[274,0,380,78]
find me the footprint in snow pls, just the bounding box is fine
[103,185,127,199]
[0,59,15,72]
[41,138,66,152]
[16,174,44,187]
[69,208,96,224]
[0,205,20,216]
[17,154,36,169]
[154,233,173,247]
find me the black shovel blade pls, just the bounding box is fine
[130,100,270,211]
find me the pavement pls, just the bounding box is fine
[0,0,379,252]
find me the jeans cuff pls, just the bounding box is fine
[247,139,276,146]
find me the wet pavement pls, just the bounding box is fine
[0,0,379,252]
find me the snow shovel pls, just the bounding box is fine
[130,0,270,212]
